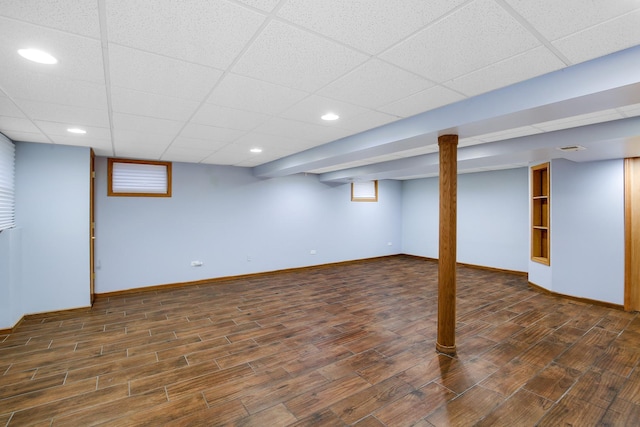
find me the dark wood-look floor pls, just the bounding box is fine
[1,256,640,426]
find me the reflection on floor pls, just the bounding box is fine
[1,255,639,426]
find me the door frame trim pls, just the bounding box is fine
[625,157,639,311]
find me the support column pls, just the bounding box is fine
[436,134,458,356]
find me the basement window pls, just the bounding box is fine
[351,180,378,202]
[108,158,172,197]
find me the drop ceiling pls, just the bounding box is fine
[1,0,640,181]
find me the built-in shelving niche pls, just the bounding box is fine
[531,162,550,265]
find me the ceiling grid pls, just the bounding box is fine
[0,0,638,180]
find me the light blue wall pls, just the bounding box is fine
[94,158,402,293]
[543,159,624,304]
[401,177,439,258]
[14,142,91,317]
[401,168,529,272]
[2,145,628,330]
[458,168,529,270]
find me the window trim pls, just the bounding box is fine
[108,158,172,197]
[351,180,378,202]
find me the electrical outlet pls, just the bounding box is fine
[388,242,393,246]
[310,249,317,255]
[191,260,203,267]
[247,255,252,262]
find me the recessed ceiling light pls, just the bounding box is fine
[18,48,58,65]
[321,112,339,121]
[67,128,87,134]
[250,148,262,153]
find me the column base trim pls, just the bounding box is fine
[436,342,457,356]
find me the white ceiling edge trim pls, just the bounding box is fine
[253,45,640,179]
[318,116,640,183]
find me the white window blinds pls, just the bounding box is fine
[108,159,171,197]
[0,134,15,231]
[351,180,378,202]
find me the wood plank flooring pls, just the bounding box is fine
[1,255,640,426]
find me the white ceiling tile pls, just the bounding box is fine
[108,45,223,102]
[111,87,200,121]
[207,73,309,115]
[234,157,274,167]
[49,135,113,154]
[279,95,371,125]
[0,71,107,110]
[1,130,50,143]
[318,59,434,109]
[254,117,352,143]
[378,85,466,118]
[232,20,368,92]
[160,146,215,163]
[0,96,26,118]
[14,99,108,127]
[234,0,280,12]
[229,133,319,161]
[191,104,270,131]
[444,46,566,97]
[105,0,266,68]
[277,0,467,54]
[0,18,105,84]
[112,113,183,136]
[230,134,276,150]
[113,142,167,160]
[0,0,637,178]
[380,0,541,82]
[201,144,252,166]
[231,132,315,152]
[503,0,640,41]
[339,111,401,134]
[0,116,42,134]
[33,120,111,139]
[111,114,183,151]
[0,0,101,38]
[235,148,303,167]
[179,123,245,143]
[228,145,292,167]
[552,10,640,64]
[170,136,228,151]
[112,128,169,146]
